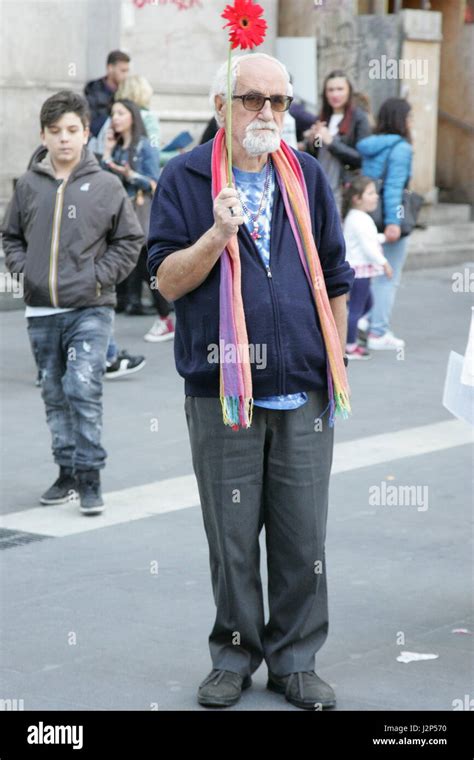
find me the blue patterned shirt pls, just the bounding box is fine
[233,162,308,410]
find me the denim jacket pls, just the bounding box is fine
[102,136,160,198]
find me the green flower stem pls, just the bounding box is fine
[226,43,233,187]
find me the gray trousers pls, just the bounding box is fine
[184,389,334,678]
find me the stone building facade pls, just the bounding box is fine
[1,0,472,205]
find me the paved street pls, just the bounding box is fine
[0,264,472,711]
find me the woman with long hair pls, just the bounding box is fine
[102,99,174,342]
[102,98,158,198]
[356,98,414,350]
[305,69,371,209]
[92,75,161,160]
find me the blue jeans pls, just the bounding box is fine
[107,334,119,362]
[367,236,409,337]
[27,307,114,471]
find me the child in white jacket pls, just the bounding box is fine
[343,177,393,359]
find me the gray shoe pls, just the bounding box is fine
[77,469,104,515]
[40,466,78,505]
[197,669,252,708]
[267,670,336,710]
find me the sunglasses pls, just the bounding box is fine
[232,91,294,113]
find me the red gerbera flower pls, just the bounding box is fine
[221,0,267,50]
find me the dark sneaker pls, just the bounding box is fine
[77,470,104,515]
[267,670,336,710]
[40,467,78,505]
[105,350,146,379]
[197,669,252,708]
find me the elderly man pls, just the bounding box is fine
[148,53,354,710]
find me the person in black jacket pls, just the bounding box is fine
[304,69,371,210]
[84,50,130,137]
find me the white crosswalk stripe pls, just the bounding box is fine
[1,419,471,538]
[332,419,472,473]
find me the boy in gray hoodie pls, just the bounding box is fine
[2,90,144,514]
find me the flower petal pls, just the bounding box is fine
[221,0,267,50]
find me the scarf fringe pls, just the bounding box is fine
[220,395,254,430]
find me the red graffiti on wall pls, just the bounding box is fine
[133,0,202,9]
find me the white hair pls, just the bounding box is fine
[209,53,293,127]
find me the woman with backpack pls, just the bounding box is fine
[356,98,414,350]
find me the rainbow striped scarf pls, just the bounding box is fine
[211,127,351,430]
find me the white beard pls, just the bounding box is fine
[242,122,281,156]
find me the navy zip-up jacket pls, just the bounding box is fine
[147,139,354,398]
